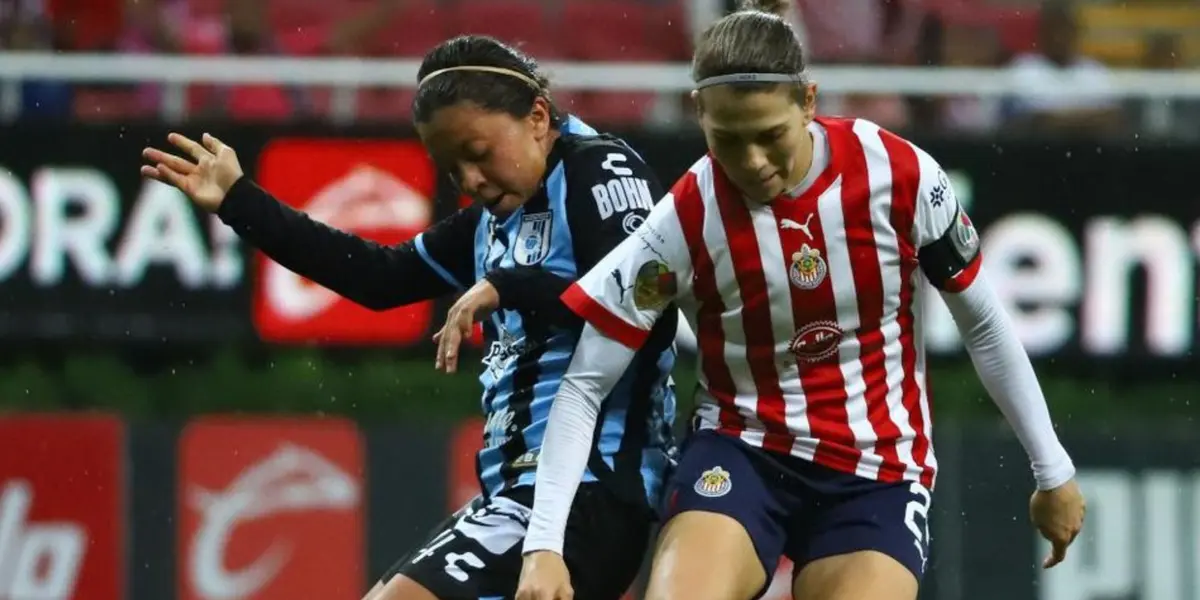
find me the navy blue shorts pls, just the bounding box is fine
[664,430,932,595]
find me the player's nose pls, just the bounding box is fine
[742,145,770,175]
[455,162,488,196]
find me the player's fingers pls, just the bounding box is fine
[140,165,164,181]
[1043,539,1068,568]
[458,308,475,335]
[433,324,452,370]
[438,325,459,372]
[201,132,226,154]
[168,133,210,161]
[154,164,190,191]
[442,327,463,374]
[142,147,197,173]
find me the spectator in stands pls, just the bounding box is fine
[913,12,1003,134]
[187,0,402,120]
[1137,32,1199,140]
[0,0,73,118]
[1003,1,1123,136]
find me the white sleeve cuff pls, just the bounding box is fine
[522,324,638,554]
[939,270,1076,491]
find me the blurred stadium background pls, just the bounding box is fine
[0,0,1197,599]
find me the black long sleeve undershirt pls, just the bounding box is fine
[217,177,462,311]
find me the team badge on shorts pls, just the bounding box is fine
[694,466,732,498]
[789,244,827,290]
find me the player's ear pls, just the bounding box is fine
[798,82,817,123]
[529,96,552,140]
[691,89,704,118]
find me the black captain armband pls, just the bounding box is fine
[918,206,982,292]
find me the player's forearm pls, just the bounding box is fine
[941,272,1076,490]
[218,178,449,309]
[524,324,637,554]
[485,267,580,327]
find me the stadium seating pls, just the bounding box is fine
[448,0,557,58]
[559,0,680,124]
[1077,4,1200,66]
[67,0,697,124]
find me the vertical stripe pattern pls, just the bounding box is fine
[682,117,939,487]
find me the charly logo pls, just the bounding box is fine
[263,165,430,321]
[186,444,360,600]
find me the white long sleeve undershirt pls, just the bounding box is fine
[938,269,1076,491]
[523,267,1074,555]
[523,323,636,554]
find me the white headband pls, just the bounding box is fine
[694,72,805,90]
[418,66,541,89]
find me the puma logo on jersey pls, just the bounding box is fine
[780,214,815,240]
[592,177,654,220]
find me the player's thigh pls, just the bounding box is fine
[645,511,766,600]
[560,485,654,600]
[792,551,918,600]
[369,575,440,600]
[644,430,787,600]
[789,479,932,600]
[362,580,386,600]
[380,495,530,600]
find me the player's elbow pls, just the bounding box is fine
[346,289,404,312]
[556,376,603,421]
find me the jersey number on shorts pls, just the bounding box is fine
[904,482,932,574]
[411,499,530,583]
[410,529,488,583]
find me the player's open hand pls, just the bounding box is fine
[141,133,243,213]
[434,279,500,374]
[516,550,573,600]
[1030,478,1086,569]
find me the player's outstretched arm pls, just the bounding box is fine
[141,132,473,311]
[938,274,1085,568]
[908,142,1085,569]
[518,324,639,600]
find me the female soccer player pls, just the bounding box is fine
[515,2,1087,600]
[141,35,678,600]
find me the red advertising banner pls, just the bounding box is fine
[252,138,438,345]
[178,417,365,600]
[0,415,124,600]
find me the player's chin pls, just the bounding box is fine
[482,193,525,216]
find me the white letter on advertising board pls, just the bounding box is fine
[30,168,118,286]
[0,169,31,282]
[115,181,209,289]
[0,480,87,599]
[982,214,1081,355]
[1083,217,1193,356]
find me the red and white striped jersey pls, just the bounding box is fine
[562,117,983,489]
